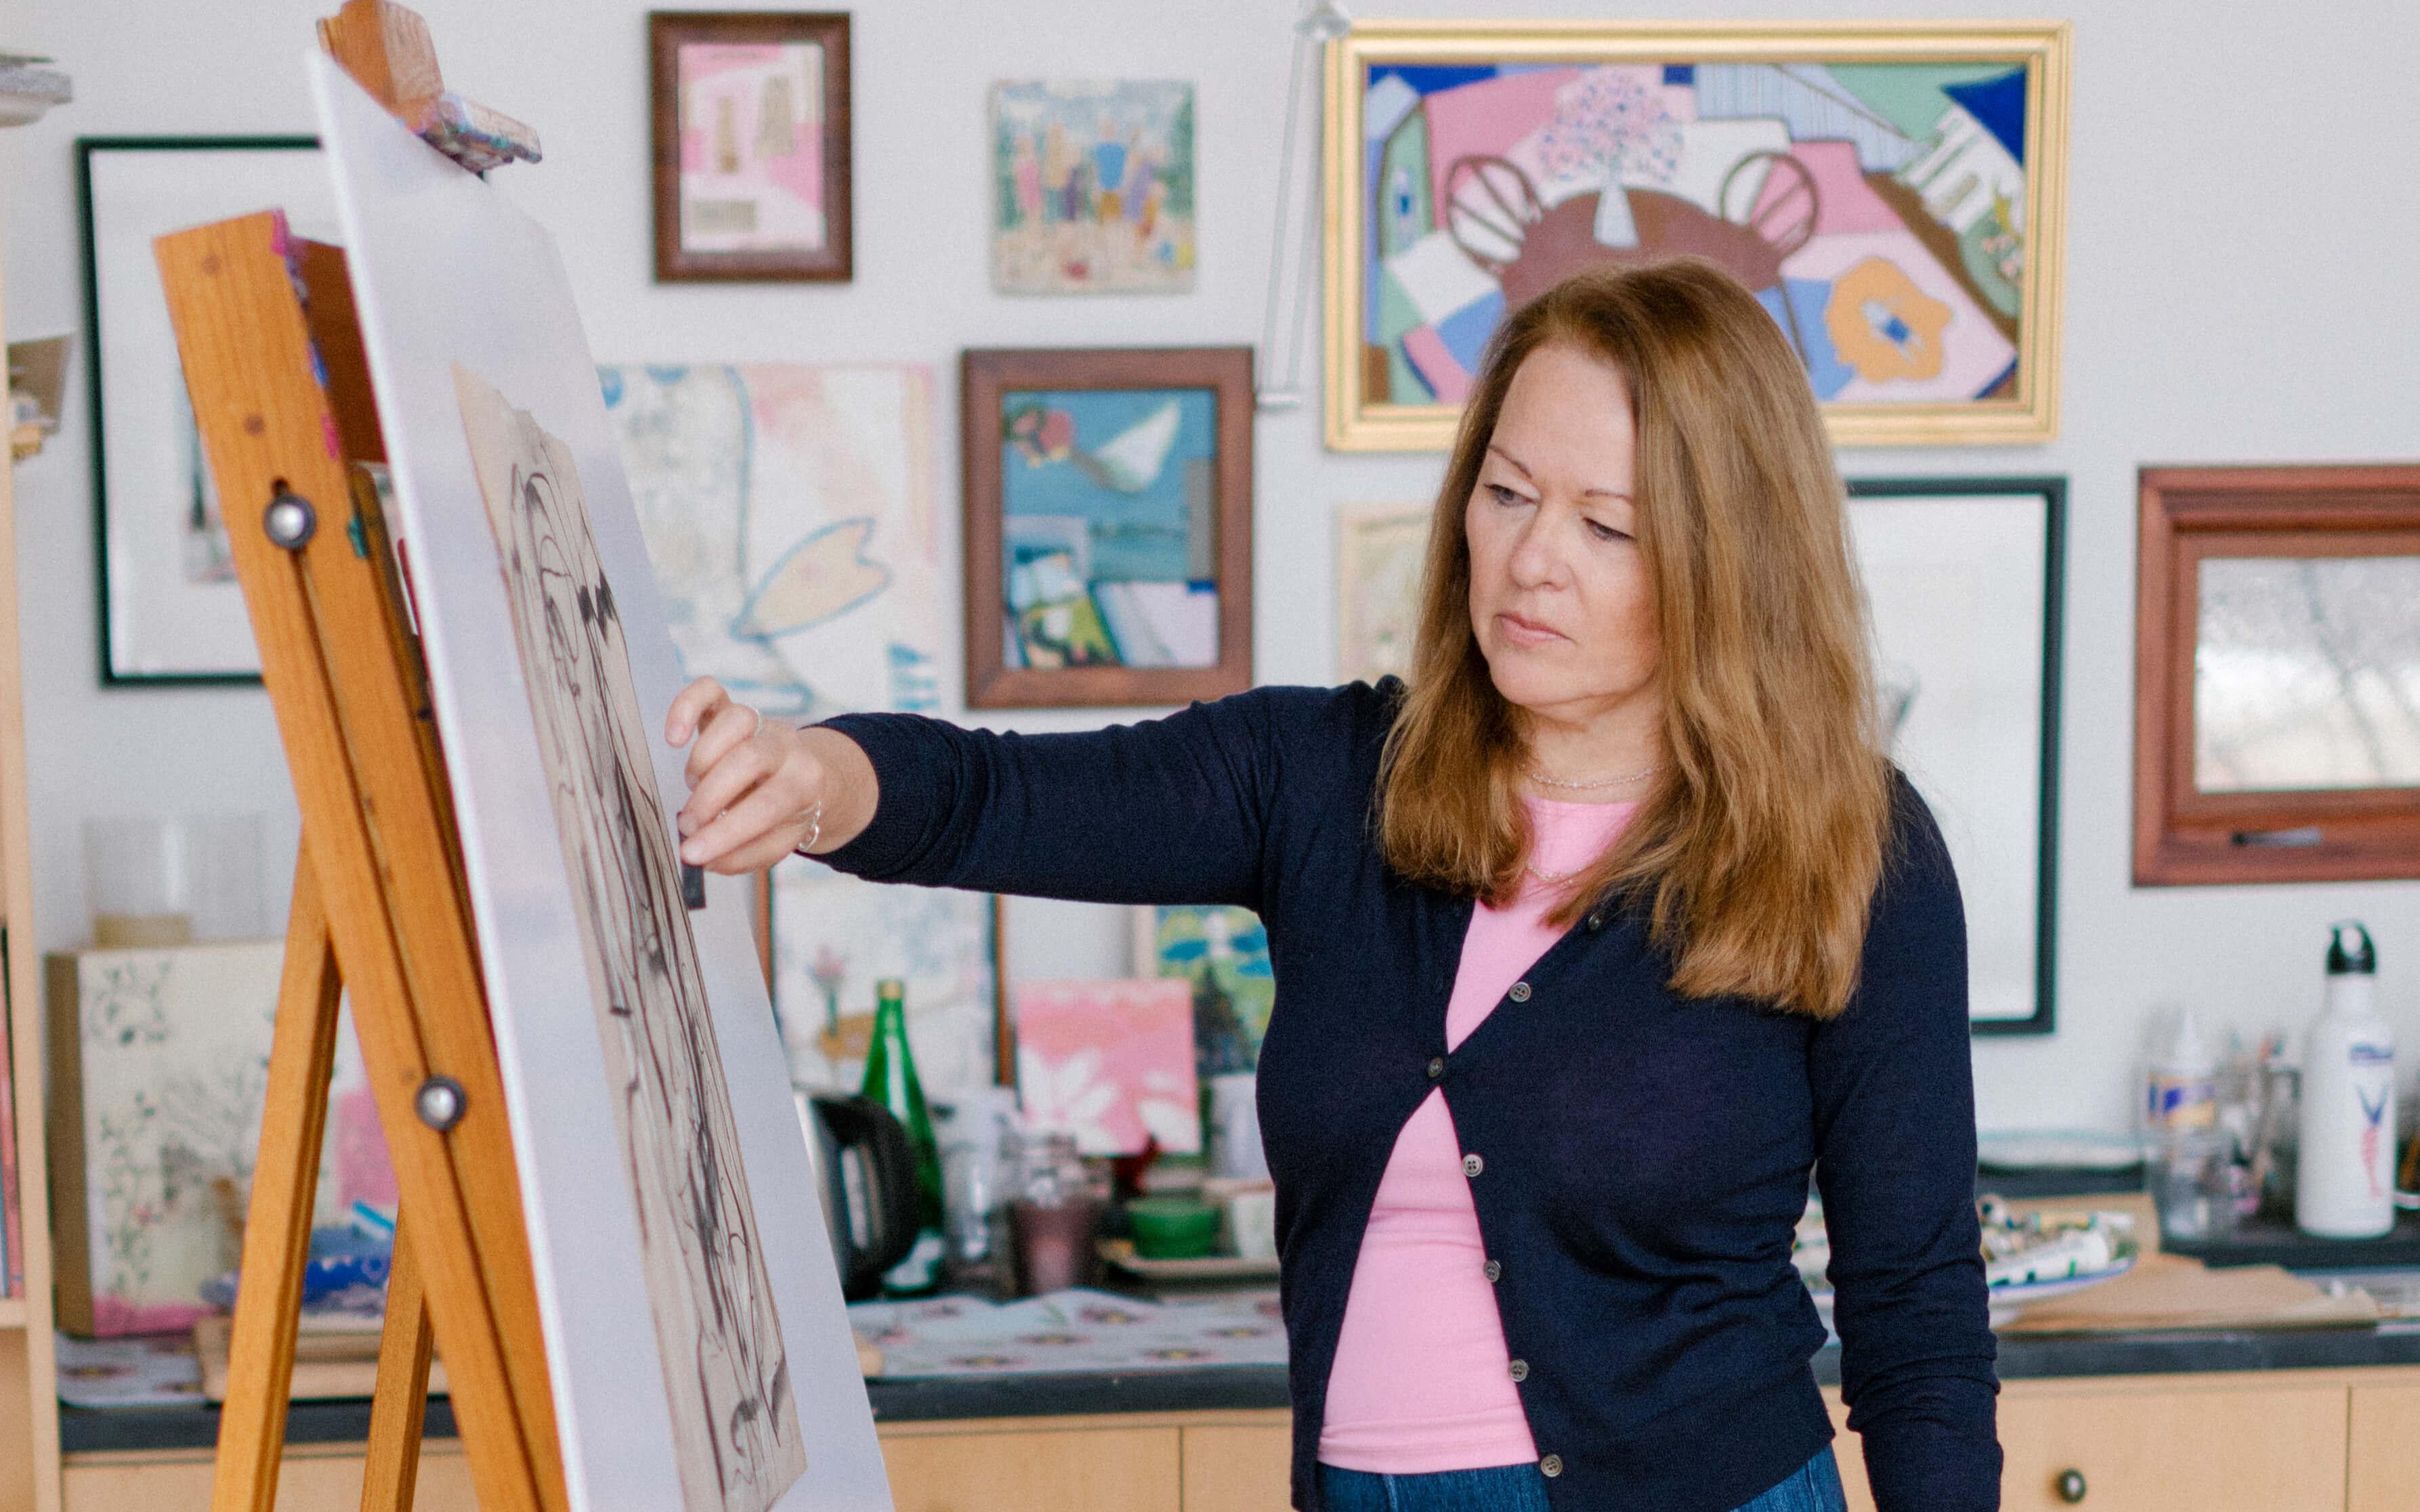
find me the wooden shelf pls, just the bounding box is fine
[0,1297,24,1329]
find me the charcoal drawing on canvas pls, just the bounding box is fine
[454,364,806,1511]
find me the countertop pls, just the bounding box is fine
[57,1314,2420,1455]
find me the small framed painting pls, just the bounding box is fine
[990,80,1197,294]
[2134,465,2420,886]
[961,347,1254,708]
[650,12,852,282]
[1334,501,1432,685]
[80,135,330,684]
[1323,21,2072,450]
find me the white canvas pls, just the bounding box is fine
[1848,493,2050,1027]
[308,53,889,1512]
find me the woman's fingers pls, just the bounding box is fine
[682,698,761,790]
[679,720,776,836]
[665,676,729,746]
[681,770,818,871]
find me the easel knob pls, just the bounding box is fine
[415,1075,467,1131]
[263,486,318,550]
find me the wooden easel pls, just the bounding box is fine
[154,6,564,1510]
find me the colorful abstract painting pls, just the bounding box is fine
[992,81,1196,293]
[1015,979,1201,1156]
[1335,502,1433,685]
[1134,905,1275,1077]
[1000,386,1220,670]
[602,363,941,722]
[1326,26,2068,448]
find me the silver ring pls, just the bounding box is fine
[749,706,766,740]
[799,798,824,853]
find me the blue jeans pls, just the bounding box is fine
[1319,1445,1847,1512]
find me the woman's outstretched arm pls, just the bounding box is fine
[665,674,1308,911]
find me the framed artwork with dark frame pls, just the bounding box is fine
[80,135,328,684]
[962,347,1254,708]
[2134,465,2420,886]
[649,11,852,283]
[1848,477,2064,1035]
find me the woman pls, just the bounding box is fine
[665,259,2001,1512]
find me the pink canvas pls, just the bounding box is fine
[1015,979,1200,1156]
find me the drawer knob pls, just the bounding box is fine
[2056,1467,2087,1503]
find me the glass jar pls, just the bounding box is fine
[1004,1129,1100,1295]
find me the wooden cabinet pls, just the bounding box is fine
[1180,1419,1294,1512]
[877,1421,1181,1512]
[2348,1382,2420,1512]
[1996,1379,2346,1511]
[1833,1368,2420,1512]
[49,1375,2420,1510]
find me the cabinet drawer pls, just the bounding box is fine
[1999,1384,2346,1511]
[1181,1423,1293,1512]
[880,1426,1181,1512]
[2349,1383,2420,1512]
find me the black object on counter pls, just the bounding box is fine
[2163,1207,2420,1270]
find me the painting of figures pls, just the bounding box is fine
[1325,23,2069,448]
[992,80,1196,293]
[457,365,806,1511]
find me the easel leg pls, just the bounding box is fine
[360,1209,433,1512]
[213,848,345,1512]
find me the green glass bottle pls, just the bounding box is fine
[861,976,946,1294]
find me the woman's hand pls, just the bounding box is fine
[664,676,875,873]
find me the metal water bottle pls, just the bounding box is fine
[2295,923,2397,1238]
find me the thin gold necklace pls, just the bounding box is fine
[1525,761,1659,791]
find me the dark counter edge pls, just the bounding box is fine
[58,1326,2420,1456]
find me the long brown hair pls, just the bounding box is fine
[1376,258,1893,1021]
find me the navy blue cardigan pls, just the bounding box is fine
[819,681,2000,1512]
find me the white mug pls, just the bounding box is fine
[1225,1184,1277,1261]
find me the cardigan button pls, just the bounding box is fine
[1586,911,1604,931]
[1427,1056,1445,1079]
[1483,1259,1501,1282]
[1508,1358,1529,1382]
[1462,1152,1484,1178]
[1508,980,1531,1003]
[1540,1454,1563,1478]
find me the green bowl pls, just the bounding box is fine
[1128,1197,1223,1259]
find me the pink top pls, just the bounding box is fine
[1317,796,1640,1473]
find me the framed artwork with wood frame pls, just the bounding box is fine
[2134,465,2420,886]
[962,347,1254,708]
[1322,20,2072,451]
[649,11,852,282]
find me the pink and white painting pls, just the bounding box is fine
[1015,980,1200,1156]
[678,41,829,255]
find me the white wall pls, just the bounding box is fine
[3,0,2415,1138]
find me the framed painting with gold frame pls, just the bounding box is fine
[1322,21,2071,451]
[2134,465,2420,886]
